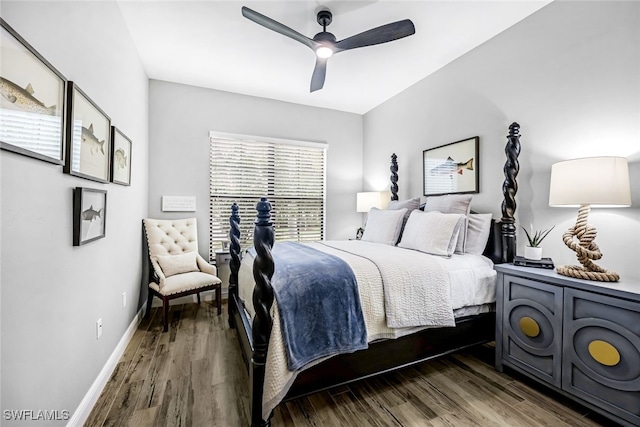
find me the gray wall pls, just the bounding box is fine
[363,1,640,282]
[0,2,149,425]
[148,79,364,250]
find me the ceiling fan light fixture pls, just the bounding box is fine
[316,46,333,58]
[242,6,415,92]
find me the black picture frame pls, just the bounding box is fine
[110,126,132,186]
[0,18,67,165]
[423,136,479,196]
[73,187,107,246]
[64,82,111,183]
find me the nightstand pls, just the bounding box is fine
[495,264,640,427]
[214,250,231,297]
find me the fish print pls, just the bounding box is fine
[430,157,474,177]
[114,148,127,170]
[82,205,102,222]
[0,77,56,115]
[82,124,105,155]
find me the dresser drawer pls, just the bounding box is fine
[502,275,563,387]
[563,288,640,426]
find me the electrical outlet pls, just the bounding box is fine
[122,292,127,308]
[96,318,103,339]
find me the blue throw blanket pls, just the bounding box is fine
[250,242,367,370]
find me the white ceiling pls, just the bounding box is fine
[117,0,551,114]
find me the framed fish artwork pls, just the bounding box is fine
[73,187,107,246]
[0,18,67,165]
[64,82,111,183]
[423,136,479,196]
[110,126,132,186]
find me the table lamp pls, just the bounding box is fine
[549,157,631,282]
[357,191,390,213]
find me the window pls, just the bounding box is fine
[209,133,326,260]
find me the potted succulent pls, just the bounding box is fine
[522,224,555,260]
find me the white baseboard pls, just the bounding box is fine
[67,307,144,427]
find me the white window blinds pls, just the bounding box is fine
[209,134,326,260]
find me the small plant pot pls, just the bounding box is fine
[524,246,543,261]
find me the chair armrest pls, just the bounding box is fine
[197,254,218,276]
[149,257,167,288]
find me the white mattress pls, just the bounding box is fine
[237,240,497,419]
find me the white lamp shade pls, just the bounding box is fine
[549,157,631,207]
[357,191,390,212]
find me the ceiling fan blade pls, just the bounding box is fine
[310,57,328,93]
[242,7,319,51]
[334,19,415,52]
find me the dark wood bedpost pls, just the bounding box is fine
[228,202,241,328]
[390,153,399,201]
[250,198,275,427]
[501,122,521,263]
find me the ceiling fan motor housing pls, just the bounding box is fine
[313,31,336,43]
[314,10,336,44]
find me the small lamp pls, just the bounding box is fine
[549,156,631,282]
[357,191,390,213]
[356,191,390,239]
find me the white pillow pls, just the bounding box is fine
[156,251,199,277]
[387,197,421,243]
[398,211,463,257]
[387,197,420,222]
[465,213,493,255]
[361,208,407,245]
[424,194,473,254]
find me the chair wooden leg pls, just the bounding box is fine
[217,285,222,316]
[197,292,201,304]
[146,290,154,319]
[163,298,169,332]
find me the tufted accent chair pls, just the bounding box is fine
[143,218,221,331]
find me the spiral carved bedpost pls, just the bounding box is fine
[501,122,521,263]
[251,197,275,427]
[228,203,241,328]
[390,153,399,201]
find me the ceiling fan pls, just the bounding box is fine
[242,6,415,92]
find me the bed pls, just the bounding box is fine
[228,122,522,427]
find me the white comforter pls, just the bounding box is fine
[323,241,455,328]
[238,240,496,420]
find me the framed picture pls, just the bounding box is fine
[0,18,66,164]
[73,187,107,246]
[423,136,479,196]
[64,82,111,183]
[110,126,132,186]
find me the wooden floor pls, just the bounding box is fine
[85,302,618,427]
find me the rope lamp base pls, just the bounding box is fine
[556,265,619,282]
[556,204,620,282]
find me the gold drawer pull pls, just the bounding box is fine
[588,340,621,366]
[519,317,540,338]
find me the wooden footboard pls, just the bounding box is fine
[228,124,522,426]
